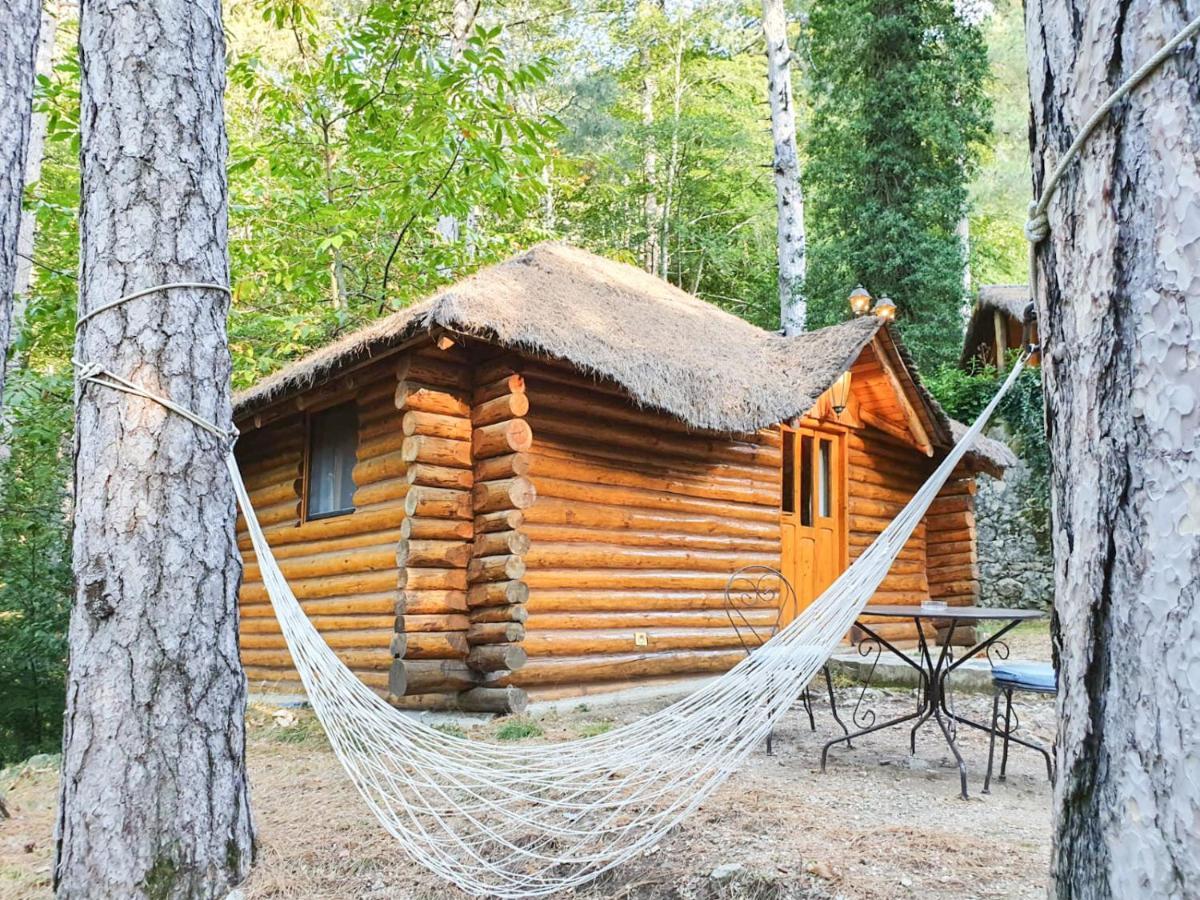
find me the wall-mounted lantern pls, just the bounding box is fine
[830,370,852,416]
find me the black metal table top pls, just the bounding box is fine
[860,605,1045,621]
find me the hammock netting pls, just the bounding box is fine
[230,358,1027,899]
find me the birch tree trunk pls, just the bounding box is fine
[437,0,480,257]
[761,0,806,335]
[9,0,58,378]
[0,0,41,411]
[641,44,660,277]
[55,0,253,896]
[1026,3,1200,896]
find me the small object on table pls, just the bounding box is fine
[821,605,1045,799]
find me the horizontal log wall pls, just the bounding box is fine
[235,358,408,695]
[234,338,985,705]
[926,472,980,645]
[506,359,782,698]
[846,425,935,643]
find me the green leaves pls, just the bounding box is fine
[223,0,556,383]
[0,370,73,766]
[805,0,992,370]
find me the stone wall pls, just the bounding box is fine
[975,443,1054,609]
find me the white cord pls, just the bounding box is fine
[73,304,1027,896]
[73,281,237,446]
[74,281,231,332]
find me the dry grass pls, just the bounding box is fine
[1,639,1055,900]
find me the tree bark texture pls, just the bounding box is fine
[55,1,253,897]
[0,0,41,410]
[1026,3,1200,897]
[761,0,806,335]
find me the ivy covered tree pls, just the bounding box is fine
[804,0,991,369]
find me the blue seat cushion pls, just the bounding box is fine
[992,662,1057,692]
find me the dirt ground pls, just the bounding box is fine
[1,632,1055,900]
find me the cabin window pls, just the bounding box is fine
[799,435,813,526]
[306,402,358,520]
[781,431,796,512]
[818,439,832,518]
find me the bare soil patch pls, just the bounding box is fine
[1,642,1053,900]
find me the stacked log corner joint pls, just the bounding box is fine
[390,347,534,714]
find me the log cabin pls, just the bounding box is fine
[233,242,1014,713]
[961,284,1039,371]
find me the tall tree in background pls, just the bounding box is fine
[1026,3,1200,896]
[805,0,990,368]
[55,0,253,894]
[0,0,41,411]
[436,0,482,256]
[640,0,666,276]
[761,0,807,334]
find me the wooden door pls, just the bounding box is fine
[780,424,848,622]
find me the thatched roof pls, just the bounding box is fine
[235,242,1010,472]
[961,284,1030,367]
[976,284,1029,319]
[235,242,885,434]
[950,420,1018,479]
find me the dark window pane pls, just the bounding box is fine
[781,430,795,513]
[819,439,832,518]
[800,435,813,527]
[308,403,358,519]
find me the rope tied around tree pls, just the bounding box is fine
[1024,13,1200,295]
[72,282,238,449]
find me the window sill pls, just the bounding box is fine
[305,506,356,522]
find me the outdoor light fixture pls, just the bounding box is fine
[872,296,897,321]
[848,285,872,316]
[830,370,852,416]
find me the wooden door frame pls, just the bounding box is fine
[779,417,850,611]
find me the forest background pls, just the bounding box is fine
[0,0,1044,764]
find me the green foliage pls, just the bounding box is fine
[551,4,779,328]
[924,360,1050,545]
[805,0,992,368]
[0,371,73,767]
[967,0,1030,287]
[225,0,558,387]
[494,717,543,741]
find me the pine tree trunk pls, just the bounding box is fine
[55,1,253,896]
[0,0,41,411]
[761,0,806,335]
[1026,3,1200,896]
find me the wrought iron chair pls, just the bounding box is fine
[723,565,848,754]
[983,661,1057,792]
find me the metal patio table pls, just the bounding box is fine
[820,605,1046,799]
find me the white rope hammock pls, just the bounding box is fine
[226,357,1028,898]
[73,280,1025,896]
[64,19,1199,894]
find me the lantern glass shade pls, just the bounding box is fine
[830,370,852,415]
[873,296,897,321]
[848,285,872,316]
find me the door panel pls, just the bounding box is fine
[780,424,847,622]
